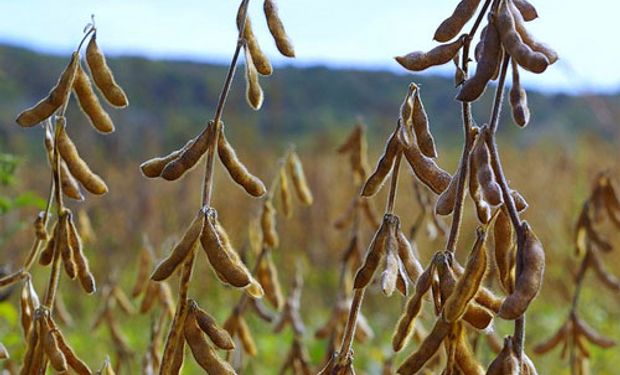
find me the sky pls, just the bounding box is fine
[0,0,616,94]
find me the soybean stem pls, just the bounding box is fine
[336,288,365,367]
[386,152,403,215]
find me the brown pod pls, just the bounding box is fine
[39,221,57,266]
[16,52,79,127]
[495,1,549,73]
[60,160,85,200]
[67,213,96,294]
[244,46,264,110]
[403,143,451,194]
[380,234,400,297]
[468,138,492,224]
[200,209,254,288]
[20,277,39,336]
[396,317,450,374]
[238,14,272,76]
[513,0,539,21]
[353,214,397,289]
[112,287,135,315]
[434,0,481,42]
[237,316,258,356]
[218,126,267,197]
[151,214,203,281]
[395,35,466,72]
[397,230,423,283]
[494,208,515,293]
[588,249,620,291]
[54,327,92,375]
[190,301,235,351]
[73,63,114,133]
[454,326,484,375]
[261,199,279,248]
[411,88,438,158]
[140,139,193,178]
[257,253,284,309]
[498,222,545,320]
[44,328,68,372]
[472,127,503,205]
[509,60,531,127]
[443,228,487,322]
[161,124,213,181]
[287,151,313,205]
[435,166,461,215]
[456,18,501,102]
[58,212,77,279]
[57,119,108,195]
[533,321,570,354]
[362,129,402,197]
[264,0,295,57]
[395,261,409,296]
[508,1,558,64]
[279,166,292,218]
[184,313,236,374]
[131,247,153,297]
[486,337,520,375]
[392,261,434,352]
[511,189,529,212]
[573,314,616,348]
[33,211,48,241]
[86,34,129,107]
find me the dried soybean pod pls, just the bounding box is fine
[495,1,549,73]
[33,211,48,241]
[200,209,254,288]
[16,52,79,127]
[184,312,236,374]
[511,189,529,212]
[0,343,7,360]
[264,0,295,57]
[244,47,264,110]
[60,160,85,200]
[58,212,77,279]
[381,236,400,297]
[190,301,235,350]
[218,126,267,197]
[494,208,515,292]
[140,139,193,178]
[392,261,434,352]
[40,221,57,265]
[513,0,538,21]
[112,287,136,315]
[261,199,279,248]
[456,19,501,102]
[473,128,502,205]
[73,63,114,133]
[509,61,530,127]
[132,247,153,297]
[353,215,395,289]
[395,35,466,72]
[151,215,203,281]
[161,124,213,181]
[396,261,409,296]
[86,34,128,108]
[469,156,492,224]
[454,327,484,375]
[533,322,569,354]
[362,129,401,197]
[44,329,68,372]
[412,88,438,158]
[279,166,292,218]
[443,228,487,322]
[486,337,520,375]
[403,143,452,194]
[287,151,313,205]
[498,222,545,320]
[397,317,450,374]
[508,0,558,64]
[257,253,284,309]
[397,230,423,282]
[588,249,620,291]
[573,314,616,348]
[237,14,272,76]
[435,166,460,215]
[67,213,96,294]
[237,316,258,356]
[57,120,108,195]
[20,277,39,335]
[521,353,539,375]
[434,0,481,42]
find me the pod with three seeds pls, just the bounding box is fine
[396,35,466,72]
[86,34,129,107]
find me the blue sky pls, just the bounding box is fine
[0,0,616,94]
